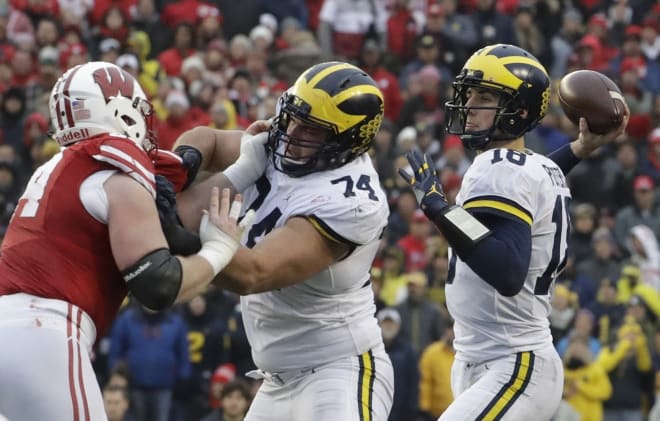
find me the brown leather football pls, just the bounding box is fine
[558,70,626,135]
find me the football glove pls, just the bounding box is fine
[153,146,202,193]
[156,174,201,255]
[175,145,202,189]
[398,150,449,216]
[399,151,491,256]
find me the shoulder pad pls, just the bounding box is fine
[287,171,389,245]
[76,136,156,198]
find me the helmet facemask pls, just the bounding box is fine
[269,93,350,178]
[109,95,158,154]
[445,76,524,151]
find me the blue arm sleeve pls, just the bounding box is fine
[462,213,532,297]
[547,143,580,174]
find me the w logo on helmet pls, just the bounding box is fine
[92,67,135,104]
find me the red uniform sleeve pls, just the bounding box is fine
[77,136,157,198]
[153,149,189,193]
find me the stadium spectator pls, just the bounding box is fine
[589,279,627,346]
[109,303,192,421]
[598,315,653,421]
[176,294,228,419]
[158,23,196,77]
[103,385,135,421]
[574,227,622,307]
[316,0,386,61]
[360,38,402,122]
[378,245,409,307]
[550,283,579,344]
[562,339,612,421]
[397,210,432,272]
[200,378,252,421]
[557,309,602,358]
[614,175,660,246]
[395,271,446,356]
[418,319,455,419]
[378,308,418,421]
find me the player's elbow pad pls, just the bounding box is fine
[122,248,183,311]
[463,216,531,297]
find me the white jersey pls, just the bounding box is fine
[447,148,571,363]
[239,154,389,373]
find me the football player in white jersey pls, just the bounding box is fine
[400,44,629,420]
[169,62,394,421]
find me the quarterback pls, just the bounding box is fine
[164,62,394,421]
[401,44,629,420]
[0,62,251,421]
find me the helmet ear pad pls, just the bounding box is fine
[497,95,530,138]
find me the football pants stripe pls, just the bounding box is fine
[477,351,535,421]
[357,350,375,421]
[463,196,532,226]
[67,304,80,421]
[74,307,91,421]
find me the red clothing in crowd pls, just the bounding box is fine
[158,48,196,77]
[365,66,403,122]
[156,115,197,151]
[10,0,59,17]
[397,234,428,272]
[161,0,221,27]
[386,7,418,64]
[89,0,135,25]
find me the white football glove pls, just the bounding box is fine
[223,131,269,192]
[197,205,256,276]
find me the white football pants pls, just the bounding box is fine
[0,293,105,421]
[245,343,394,421]
[439,345,563,421]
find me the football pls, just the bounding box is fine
[557,70,626,135]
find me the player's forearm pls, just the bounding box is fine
[177,173,237,232]
[212,247,271,295]
[174,255,216,303]
[174,126,242,172]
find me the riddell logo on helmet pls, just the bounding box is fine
[56,128,91,143]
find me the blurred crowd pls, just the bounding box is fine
[1,0,660,420]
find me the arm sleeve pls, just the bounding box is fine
[547,143,581,175]
[461,212,532,297]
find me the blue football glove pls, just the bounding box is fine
[398,151,449,215]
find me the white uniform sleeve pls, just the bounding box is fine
[288,190,388,246]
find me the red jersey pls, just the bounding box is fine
[0,135,156,337]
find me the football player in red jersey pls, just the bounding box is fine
[0,62,256,421]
